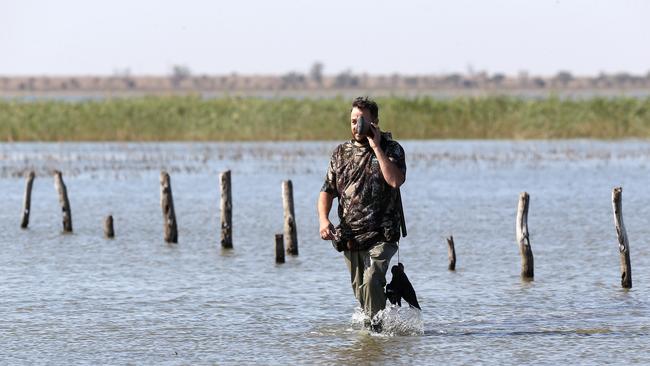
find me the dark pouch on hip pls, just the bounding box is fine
[331,225,349,252]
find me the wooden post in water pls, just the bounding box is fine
[516,192,534,279]
[282,180,298,255]
[446,235,456,271]
[20,171,35,229]
[54,170,73,233]
[104,215,114,238]
[220,170,233,249]
[160,171,178,243]
[275,233,285,264]
[612,187,632,289]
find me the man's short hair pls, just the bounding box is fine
[352,96,379,120]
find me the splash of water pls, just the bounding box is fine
[374,305,424,336]
[351,306,424,336]
[350,307,370,326]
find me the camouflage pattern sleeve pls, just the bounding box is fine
[320,147,339,197]
[385,141,407,176]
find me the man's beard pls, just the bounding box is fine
[351,132,369,144]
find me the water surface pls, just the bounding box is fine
[1,141,649,365]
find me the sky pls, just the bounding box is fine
[1,0,649,76]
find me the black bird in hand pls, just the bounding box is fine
[385,262,421,310]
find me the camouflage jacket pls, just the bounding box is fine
[321,132,406,251]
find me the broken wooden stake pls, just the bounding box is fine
[104,215,115,238]
[516,192,533,279]
[54,170,73,233]
[220,170,233,249]
[275,233,285,264]
[612,187,632,289]
[20,171,35,229]
[282,180,298,255]
[447,235,456,271]
[160,171,178,243]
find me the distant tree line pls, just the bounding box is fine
[2,63,650,93]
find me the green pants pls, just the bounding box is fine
[343,242,398,319]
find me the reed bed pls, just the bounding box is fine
[2,96,650,141]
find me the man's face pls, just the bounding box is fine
[350,107,376,141]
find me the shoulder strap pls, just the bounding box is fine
[397,188,407,237]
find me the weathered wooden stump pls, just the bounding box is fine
[516,192,534,279]
[446,235,456,271]
[282,180,298,255]
[275,233,285,264]
[220,170,233,249]
[54,170,73,233]
[20,171,35,229]
[104,215,115,238]
[612,187,632,289]
[160,171,178,243]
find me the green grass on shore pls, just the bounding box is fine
[2,96,650,141]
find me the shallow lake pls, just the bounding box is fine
[1,140,649,365]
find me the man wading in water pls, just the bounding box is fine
[318,97,406,332]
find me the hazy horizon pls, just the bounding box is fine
[2,0,649,77]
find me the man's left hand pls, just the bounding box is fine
[367,123,381,150]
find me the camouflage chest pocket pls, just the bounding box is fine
[370,155,380,170]
[369,155,383,197]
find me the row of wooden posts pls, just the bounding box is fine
[439,190,632,289]
[518,189,632,289]
[20,171,633,288]
[19,170,298,263]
